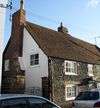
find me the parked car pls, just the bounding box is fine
[72,89,100,108]
[0,94,61,108]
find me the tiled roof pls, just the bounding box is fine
[25,21,100,64]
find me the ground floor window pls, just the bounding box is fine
[65,84,77,100]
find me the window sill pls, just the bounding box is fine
[30,64,40,68]
[88,73,94,77]
[66,97,75,101]
[65,72,77,76]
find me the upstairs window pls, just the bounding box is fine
[30,54,39,66]
[64,61,77,75]
[88,64,93,76]
[4,59,9,71]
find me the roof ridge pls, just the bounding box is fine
[66,35,100,57]
[26,21,58,33]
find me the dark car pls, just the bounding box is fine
[0,94,61,108]
[73,89,100,108]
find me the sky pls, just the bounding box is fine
[4,0,100,47]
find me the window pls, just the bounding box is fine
[64,61,77,75]
[75,91,99,100]
[30,54,39,66]
[4,59,9,71]
[88,64,93,76]
[65,84,76,100]
[1,98,28,108]
[28,97,58,108]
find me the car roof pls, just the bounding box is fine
[82,89,100,92]
[0,94,47,100]
[0,94,61,108]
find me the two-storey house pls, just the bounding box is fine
[2,1,100,107]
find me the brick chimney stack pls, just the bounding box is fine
[11,0,25,28]
[4,0,26,58]
[2,0,26,94]
[11,0,25,29]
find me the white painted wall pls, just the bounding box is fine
[0,0,8,92]
[19,28,48,95]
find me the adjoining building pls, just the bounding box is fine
[2,1,100,108]
[0,0,8,92]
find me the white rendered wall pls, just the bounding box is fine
[0,0,8,92]
[19,28,48,95]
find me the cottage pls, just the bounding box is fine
[2,0,100,107]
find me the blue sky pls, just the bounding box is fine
[4,0,100,47]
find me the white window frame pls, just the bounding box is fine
[65,84,76,101]
[88,64,94,77]
[97,83,100,89]
[30,54,39,66]
[64,60,77,75]
[4,59,9,71]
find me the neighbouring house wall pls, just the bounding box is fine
[49,58,89,108]
[0,0,8,92]
[19,28,48,95]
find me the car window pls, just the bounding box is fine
[28,97,58,108]
[75,91,99,100]
[1,98,28,108]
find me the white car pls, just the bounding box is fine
[73,89,100,108]
[0,94,61,108]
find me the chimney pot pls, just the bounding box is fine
[58,22,68,33]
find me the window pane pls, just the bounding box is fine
[75,91,99,100]
[30,61,34,65]
[74,63,77,73]
[1,98,28,108]
[35,60,39,65]
[28,97,58,108]
[35,54,39,59]
[66,62,68,65]
[66,68,68,72]
[28,97,46,108]
[68,68,71,72]
[30,55,34,59]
